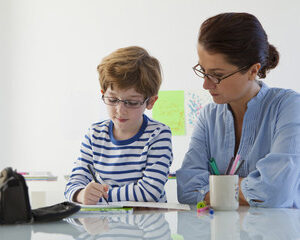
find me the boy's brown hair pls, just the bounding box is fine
[97,46,162,98]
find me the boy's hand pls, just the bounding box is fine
[75,182,109,205]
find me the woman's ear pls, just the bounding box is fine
[146,96,158,110]
[248,63,261,81]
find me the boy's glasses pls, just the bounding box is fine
[102,95,149,109]
[192,64,250,84]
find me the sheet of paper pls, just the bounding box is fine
[120,201,191,211]
[78,202,190,211]
[79,203,124,209]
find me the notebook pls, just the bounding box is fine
[78,201,190,211]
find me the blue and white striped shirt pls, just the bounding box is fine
[65,114,173,203]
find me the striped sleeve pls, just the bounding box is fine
[64,127,97,201]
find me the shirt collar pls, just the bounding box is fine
[246,81,269,108]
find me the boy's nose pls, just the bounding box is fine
[115,102,127,113]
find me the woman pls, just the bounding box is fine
[176,12,300,208]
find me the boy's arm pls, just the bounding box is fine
[64,130,97,202]
[107,126,173,202]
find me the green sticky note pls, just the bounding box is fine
[152,91,185,135]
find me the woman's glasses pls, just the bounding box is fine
[192,64,250,84]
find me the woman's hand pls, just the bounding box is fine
[74,182,109,205]
[239,178,249,206]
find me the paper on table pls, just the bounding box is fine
[79,202,124,209]
[78,201,190,211]
[19,171,57,181]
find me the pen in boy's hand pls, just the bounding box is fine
[87,164,109,205]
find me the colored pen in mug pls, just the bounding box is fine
[209,158,220,175]
[233,159,245,175]
[87,164,109,205]
[229,154,240,175]
[225,157,235,175]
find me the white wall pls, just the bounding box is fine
[1,0,300,179]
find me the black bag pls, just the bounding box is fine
[0,167,80,224]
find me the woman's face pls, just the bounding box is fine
[197,44,256,105]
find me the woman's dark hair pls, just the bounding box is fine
[198,12,279,78]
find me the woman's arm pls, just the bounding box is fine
[241,92,300,208]
[176,110,210,204]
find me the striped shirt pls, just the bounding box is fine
[65,114,173,203]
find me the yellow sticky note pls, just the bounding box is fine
[152,91,185,135]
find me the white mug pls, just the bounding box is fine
[209,175,239,211]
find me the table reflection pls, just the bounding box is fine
[242,208,300,239]
[66,212,172,240]
[177,207,300,240]
[1,220,81,240]
[2,207,300,240]
[177,209,211,240]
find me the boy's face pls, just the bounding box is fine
[102,86,157,135]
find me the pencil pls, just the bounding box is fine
[87,164,109,205]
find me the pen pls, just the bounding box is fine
[209,158,220,175]
[229,154,240,175]
[87,164,109,205]
[225,157,235,175]
[233,159,245,175]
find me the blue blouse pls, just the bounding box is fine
[177,82,300,208]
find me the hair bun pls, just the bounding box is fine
[258,44,279,78]
[268,44,279,70]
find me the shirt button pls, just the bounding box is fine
[200,190,205,194]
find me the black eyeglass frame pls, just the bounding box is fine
[101,95,149,109]
[192,64,250,84]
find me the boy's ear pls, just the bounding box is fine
[146,96,158,110]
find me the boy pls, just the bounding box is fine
[64,46,173,204]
